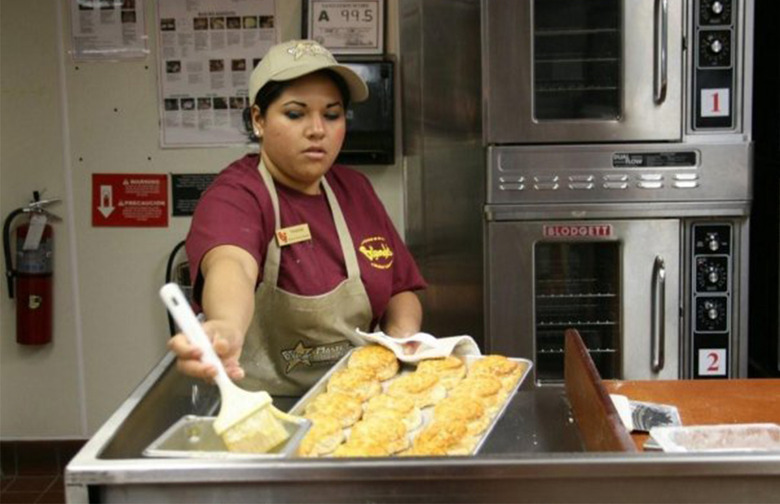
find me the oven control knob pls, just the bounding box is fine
[711,1,724,15]
[708,268,720,285]
[704,301,719,320]
[709,39,723,54]
[707,235,720,251]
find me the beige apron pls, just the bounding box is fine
[239,160,373,396]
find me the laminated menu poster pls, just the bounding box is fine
[156,0,277,147]
[70,0,148,60]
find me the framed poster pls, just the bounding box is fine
[70,0,148,60]
[305,0,384,55]
[156,0,277,147]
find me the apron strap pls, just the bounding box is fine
[321,177,361,280]
[258,159,361,287]
[259,160,283,287]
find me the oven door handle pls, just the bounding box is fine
[654,0,668,104]
[651,255,666,373]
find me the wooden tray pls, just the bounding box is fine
[564,328,637,452]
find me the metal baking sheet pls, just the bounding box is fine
[142,414,311,460]
[288,350,533,456]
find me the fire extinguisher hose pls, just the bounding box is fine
[3,207,25,299]
[165,240,187,337]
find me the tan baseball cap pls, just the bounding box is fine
[248,40,369,105]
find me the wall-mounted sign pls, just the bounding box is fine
[92,174,168,227]
[156,0,277,147]
[171,173,218,217]
[69,0,149,60]
[305,0,384,55]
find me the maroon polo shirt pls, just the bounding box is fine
[186,154,426,327]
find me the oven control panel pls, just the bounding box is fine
[700,0,733,25]
[693,0,736,130]
[690,223,733,378]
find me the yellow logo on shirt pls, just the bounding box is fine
[358,236,394,270]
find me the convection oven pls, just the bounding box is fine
[481,0,754,384]
[485,207,749,383]
[482,0,750,143]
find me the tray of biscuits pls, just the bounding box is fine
[288,345,532,457]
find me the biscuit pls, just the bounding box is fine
[411,419,472,456]
[332,439,390,458]
[449,375,504,414]
[364,393,423,431]
[327,367,382,402]
[348,345,400,381]
[349,416,410,455]
[433,395,489,436]
[304,391,363,428]
[386,372,447,408]
[469,355,526,390]
[416,356,467,390]
[399,443,448,457]
[297,415,344,457]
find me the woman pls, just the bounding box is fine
[169,40,426,396]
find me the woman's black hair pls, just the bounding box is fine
[242,69,352,142]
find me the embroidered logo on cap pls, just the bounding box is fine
[287,41,333,61]
[358,236,394,270]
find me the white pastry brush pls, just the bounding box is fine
[160,283,302,453]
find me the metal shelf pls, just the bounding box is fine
[537,292,617,299]
[538,347,618,355]
[537,320,617,327]
[535,28,620,37]
[536,85,619,93]
[535,57,620,64]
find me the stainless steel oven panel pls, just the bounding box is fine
[680,217,749,379]
[482,0,683,144]
[485,219,680,383]
[686,0,754,137]
[487,142,752,205]
[621,220,682,380]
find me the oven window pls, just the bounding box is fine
[535,242,620,382]
[533,0,622,120]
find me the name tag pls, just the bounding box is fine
[275,223,312,246]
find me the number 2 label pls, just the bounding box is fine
[698,348,727,376]
[701,88,730,118]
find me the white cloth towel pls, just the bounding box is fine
[353,329,482,363]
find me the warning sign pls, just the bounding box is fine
[92,174,168,227]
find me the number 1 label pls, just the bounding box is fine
[701,88,730,118]
[698,348,727,376]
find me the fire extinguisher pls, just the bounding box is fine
[3,192,61,345]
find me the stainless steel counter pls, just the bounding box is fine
[66,353,780,503]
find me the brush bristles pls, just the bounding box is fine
[221,407,291,453]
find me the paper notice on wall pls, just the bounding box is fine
[156,0,277,147]
[171,173,217,216]
[70,0,148,60]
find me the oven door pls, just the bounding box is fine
[485,219,681,384]
[483,0,683,144]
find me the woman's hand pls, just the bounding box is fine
[167,319,246,381]
[170,244,258,382]
[381,291,423,354]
